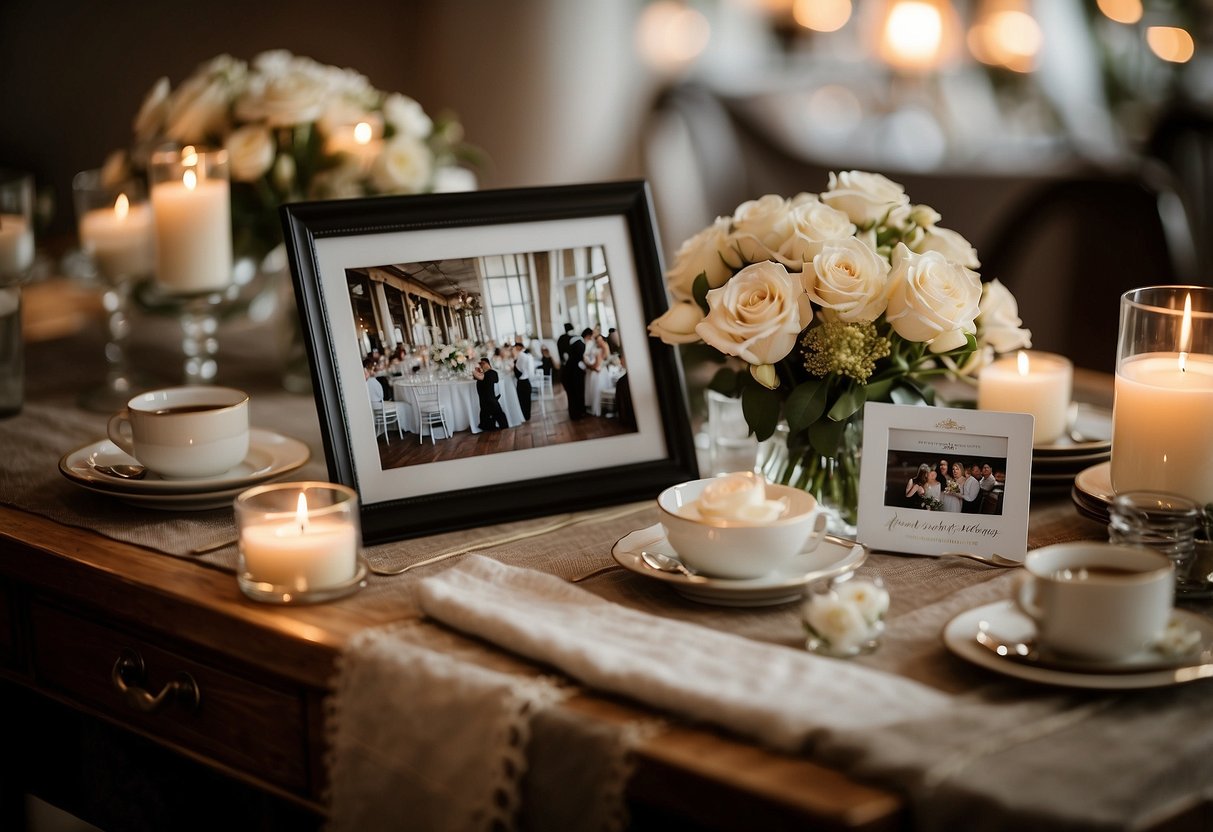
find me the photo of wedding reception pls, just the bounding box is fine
[347,245,637,471]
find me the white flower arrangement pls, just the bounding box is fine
[432,343,471,375]
[115,50,477,262]
[803,576,890,657]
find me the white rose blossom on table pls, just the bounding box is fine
[115,50,477,263]
[648,171,1031,526]
[802,575,890,657]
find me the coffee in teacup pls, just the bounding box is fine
[107,386,249,478]
[1017,542,1173,661]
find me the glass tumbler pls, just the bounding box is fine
[0,169,35,417]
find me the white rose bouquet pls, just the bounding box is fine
[115,50,476,262]
[432,343,471,375]
[649,171,1031,523]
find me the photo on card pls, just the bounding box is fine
[857,402,1033,560]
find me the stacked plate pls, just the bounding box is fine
[59,428,311,511]
[1031,403,1112,495]
[1071,461,1113,524]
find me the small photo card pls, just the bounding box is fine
[856,401,1034,561]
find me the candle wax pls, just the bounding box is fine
[1112,352,1213,505]
[80,203,154,280]
[977,352,1073,444]
[151,177,233,293]
[241,518,358,591]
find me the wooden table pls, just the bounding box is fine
[0,503,901,830]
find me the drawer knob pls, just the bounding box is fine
[111,648,201,713]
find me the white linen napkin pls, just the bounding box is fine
[417,555,951,754]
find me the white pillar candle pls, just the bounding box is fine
[325,120,382,173]
[151,169,233,293]
[977,350,1073,444]
[79,194,154,280]
[0,214,34,278]
[1112,352,1213,505]
[240,492,358,591]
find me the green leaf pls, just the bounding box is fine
[890,382,926,406]
[692,273,710,314]
[808,418,845,457]
[827,384,866,421]
[864,377,894,402]
[741,384,781,442]
[708,367,740,397]
[784,380,827,432]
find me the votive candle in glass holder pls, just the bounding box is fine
[74,169,154,282]
[977,350,1073,444]
[1112,286,1213,506]
[235,482,366,604]
[148,145,233,295]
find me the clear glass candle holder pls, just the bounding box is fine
[802,570,888,658]
[235,482,367,604]
[1111,286,1213,507]
[0,169,35,418]
[72,168,156,411]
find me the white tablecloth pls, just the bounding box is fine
[392,379,482,435]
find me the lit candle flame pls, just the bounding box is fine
[183,169,197,191]
[114,193,130,220]
[181,146,199,167]
[1179,292,1192,372]
[296,492,309,533]
[1017,350,1030,376]
[353,121,373,145]
[881,1,944,70]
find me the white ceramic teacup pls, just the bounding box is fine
[107,386,250,478]
[657,474,828,579]
[1016,542,1174,661]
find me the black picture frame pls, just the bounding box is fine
[281,181,698,544]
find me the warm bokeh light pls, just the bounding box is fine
[1096,0,1143,25]
[636,1,712,72]
[114,193,130,220]
[969,9,1042,73]
[353,121,373,145]
[877,0,958,72]
[793,0,852,32]
[1147,26,1195,63]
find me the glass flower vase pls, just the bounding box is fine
[758,413,863,538]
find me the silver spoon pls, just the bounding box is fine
[641,550,707,581]
[92,462,147,480]
[975,626,1040,661]
[942,551,1023,568]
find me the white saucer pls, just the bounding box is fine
[611,523,866,607]
[66,481,254,511]
[943,600,1213,689]
[60,428,310,495]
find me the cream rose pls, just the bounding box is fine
[806,238,890,323]
[885,243,981,352]
[370,134,434,193]
[694,473,787,524]
[731,195,792,264]
[804,594,871,653]
[916,225,981,270]
[776,198,856,270]
[383,93,434,139]
[225,125,275,182]
[976,278,1032,354]
[133,77,171,143]
[647,301,705,345]
[822,170,910,226]
[236,70,327,127]
[664,216,738,301]
[835,579,889,625]
[695,261,812,366]
[164,74,233,142]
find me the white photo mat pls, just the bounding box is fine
[856,402,1034,560]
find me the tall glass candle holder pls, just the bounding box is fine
[1111,286,1213,507]
[0,169,35,418]
[149,146,234,384]
[72,168,156,411]
[235,482,367,604]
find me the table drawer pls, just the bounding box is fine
[29,601,310,793]
[0,581,13,667]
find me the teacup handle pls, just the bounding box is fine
[107,409,137,457]
[1014,572,1044,622]
[804,512,829,551]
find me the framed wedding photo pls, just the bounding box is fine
[856,402,1034,560]
[281,181,698,543]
